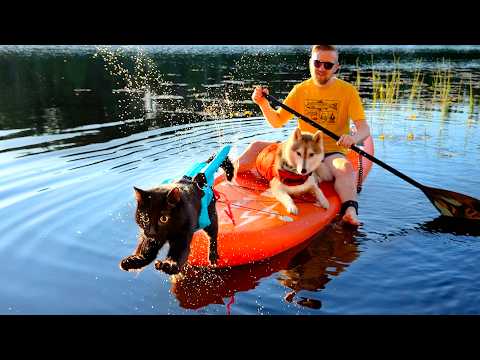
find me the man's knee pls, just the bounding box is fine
[331,158,354,176]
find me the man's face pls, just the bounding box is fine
[309,50,340,85]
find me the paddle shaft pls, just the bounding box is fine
[264,94,425,190]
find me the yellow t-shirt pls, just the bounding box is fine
[276,78,366,154]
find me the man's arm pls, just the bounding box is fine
[252,86,290,128]
[337,119,371,148]
[352,119,371,144]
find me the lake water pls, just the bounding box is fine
[1,45,480,315]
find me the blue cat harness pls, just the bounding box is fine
[162,145,231,230]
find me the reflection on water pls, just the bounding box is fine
[171,242,309,311]
[277,222,362,310]
[418,216,480,237]
[171,221,362,312]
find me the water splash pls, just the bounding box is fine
[93,46,173,120]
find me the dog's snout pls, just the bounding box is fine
[301,168,307,174]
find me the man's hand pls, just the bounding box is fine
[252,86,269,106]
[336,134,359,148]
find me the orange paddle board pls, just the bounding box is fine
[188,136,374,267]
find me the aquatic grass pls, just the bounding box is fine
[405,60,425,139]
[456,78,464,104]
[365,55,475,141]
[430,69,440,109]
[371,55,378,110]
[367,54,405,139]
[355,57,361,90]
[407,59,423,118]
[440,63,452,119]
[375,56,403,134]
[416,73,425,103]
[424,58,453,119]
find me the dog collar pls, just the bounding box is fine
[277,169,312,186]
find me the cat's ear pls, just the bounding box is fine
[133,186,146,203]
[167,187,181,205]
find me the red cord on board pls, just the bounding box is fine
[226,295,235,315]
[213,188,236,225]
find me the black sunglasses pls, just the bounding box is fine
[312,60,336,70]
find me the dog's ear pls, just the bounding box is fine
[313,130,323,146]
[167,187,182,205]
[293,127,302,141]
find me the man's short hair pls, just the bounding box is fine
[311,45,339,61]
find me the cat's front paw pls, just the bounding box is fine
[155,259,180,275]
[120,255,147,271]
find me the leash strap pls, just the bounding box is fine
[213,188,236,225]
[357,153,364,194]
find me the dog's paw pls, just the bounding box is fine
[317,199,329,209]
[155,259,180,275]
[286,204,299,215]
[119,256,144,271]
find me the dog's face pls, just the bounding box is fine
[285,128,325,175]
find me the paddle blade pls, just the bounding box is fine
[422,186,480,220]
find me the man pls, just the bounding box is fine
[251,45,370,226]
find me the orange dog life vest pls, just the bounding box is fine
[256,143,311,186]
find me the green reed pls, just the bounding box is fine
[408,60,423,102]
[355,57,361,90]
[456,78,464,104]
[440,62,452,118]
[371,55,378,109]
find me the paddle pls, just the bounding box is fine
[263,93,480,221]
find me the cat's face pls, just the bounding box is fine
[133,186,182,238]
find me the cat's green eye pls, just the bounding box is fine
[159,215,169,224]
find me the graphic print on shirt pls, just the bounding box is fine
[305,100,339,124]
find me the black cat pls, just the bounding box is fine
[119,156,234,275]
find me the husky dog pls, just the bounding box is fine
[256,128,330,215]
